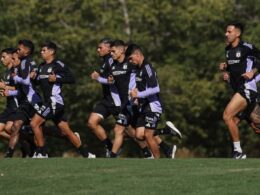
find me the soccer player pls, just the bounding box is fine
[30,41,95,158]
[89,39,153,158]
[88,38,115,157]
[126,44,182,159]
[0,48,19,140]
[219,22,260,159]
[5,40,42,158]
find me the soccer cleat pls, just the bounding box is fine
[74,132,81,145]
[171,145,177,159]
[4,148,14,158]
[232,151,247,159]
[166,121,182,139]
[32,152,48,158]
[87,152,96,159]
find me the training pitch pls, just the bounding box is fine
[0,158,259,195]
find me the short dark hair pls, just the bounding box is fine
[18,39,34,55]
[125,43,142,57]
[227,22,244,35]
[1,47,15,54]
[99,37,113,45]
[41,41,57,54]
[110,39,125,47]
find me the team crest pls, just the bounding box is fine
[236,51,241,58]
[123,63,127,69]
[47,68,52,73]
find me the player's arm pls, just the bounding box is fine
[13,61,31,85]
[137,65,160,98]
[50,63,75,84]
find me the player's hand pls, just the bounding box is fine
[130,88,138,98]
[30,71,37,79]
[0,81,6,89]
[108,75,114,84]
[2,89,9,97]
[91,71,100,80]
[223,71,230,81]
[49,71,57,82]
[219,62,227,71]
[241,71,254,80]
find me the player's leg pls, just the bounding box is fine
[223,92,247,158]
[5,119,24,157]
[144,128,160,159]
[111,124,125,157]
[0,123,10,140]
[88,102,113,156]
[154,136,176,159]
[57,121,96,158]
[30,114,46,157]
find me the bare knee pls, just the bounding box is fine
[135,131,145,141]
[223,111,232,124]
[114,125,124,136]
[12,121,23,133]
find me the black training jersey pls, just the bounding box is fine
[14,56,41,105]
[99,54,114,101]
[2,67,19,109]
[225,41,260,92]
[110,59,135,110]
[135,60,162,113]
[37,59,75,105]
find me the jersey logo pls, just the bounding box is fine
[123,63,128,69]
[236,51,241,58]
[47,68,52,73]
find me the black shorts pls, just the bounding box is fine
[93,99,120,119]
[0,108,17,124]
[238,88,258,105]
[36,102,67,125]
[115,109,131,127]
[13,102,38,124]
[131,109,161,130]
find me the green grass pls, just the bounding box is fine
[0,158,260,195]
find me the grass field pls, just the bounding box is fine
[0,158,260,195]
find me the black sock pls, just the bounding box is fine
[5,147,14,158]
[78,145,89,157]
[110,152,117,158]
[159,141,171,157]
[142,147,152,158]
[36,146,47,156]
[102,138,112,151]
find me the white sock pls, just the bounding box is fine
[233,141,242,153]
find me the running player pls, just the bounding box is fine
[127,43,182,159]
[219,22,260,159]
[0,48,19,140]
[5,40,42,158]
[30,41,95,158]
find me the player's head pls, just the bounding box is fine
[97,38,113,57]
[1,48,15,67]
[17,39,34,58]
[110,39,125,60]
[125,43,144,66]
[225,22,244,45]
[11,49,20,67]
[40,41,57,60]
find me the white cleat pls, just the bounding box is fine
[166,121,182,139]
[88,152,96,159]
[32,152,48,158]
